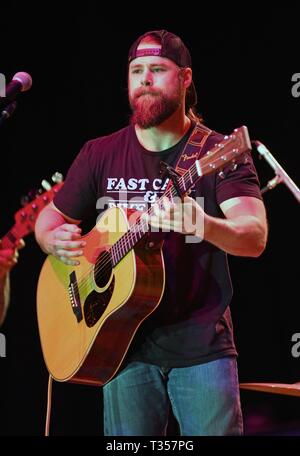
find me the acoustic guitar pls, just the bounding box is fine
[37,127,251,386]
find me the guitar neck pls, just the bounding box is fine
[0,180,65,250]
[1,224,22,249]
[109,129,249,267]
[110,160,202,267]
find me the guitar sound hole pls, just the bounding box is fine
[94,251,112,288]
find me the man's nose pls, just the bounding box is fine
[141,71,153,86]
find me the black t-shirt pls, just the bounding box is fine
[54,122,262,368]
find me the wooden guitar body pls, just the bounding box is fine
[37,207,165,385]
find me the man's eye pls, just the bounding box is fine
[132,69,142,74]
[153,68,165,72]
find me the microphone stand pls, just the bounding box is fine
[0,101,17,128]
[0,113,7,127]
[253,140,300,204]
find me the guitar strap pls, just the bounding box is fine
[174,121,213,175]
[162,122,212,198]
[164,121,213,194]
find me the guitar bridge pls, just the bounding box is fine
[68,271,83,323]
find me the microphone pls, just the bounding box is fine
[0,72,32,110]
[253,140,300,204]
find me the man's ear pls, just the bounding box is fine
[183,68,193,90]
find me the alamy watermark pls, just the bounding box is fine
[95,194,205,244]
[291,333,300,358]
[0,73,6,97]
[0,333,6,357]
[291,73,300,98]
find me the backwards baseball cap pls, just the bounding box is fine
[128,30,197,109]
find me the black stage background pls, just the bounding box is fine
[0,7,299,436]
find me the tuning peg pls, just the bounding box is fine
[230,163,238,172]
[218,171,226,179]
[41,179,52,191]
[20,195,30,207]
[27,188,40,201]
[52,172,63,183]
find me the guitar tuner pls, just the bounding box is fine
[41,179,52,191]
[27,189,39,201]
[52,172,63,183]
[230,163,238,172]
[20,195,30,207]
[218,171,226,179]
[19,211,27,221]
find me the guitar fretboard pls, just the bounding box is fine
[1,226,21,249]
[110,159,202,266]
[109,130,246,267]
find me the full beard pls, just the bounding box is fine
[129,88,182,129]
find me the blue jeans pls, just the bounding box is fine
[103,356,243,436]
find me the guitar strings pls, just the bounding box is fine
[75,182,177,293]
[74,163,196,293]
[74,145,241,293]
[91,142,240,272]
[75,148,241,292]
[74,147,241,293]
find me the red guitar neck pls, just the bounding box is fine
[1,225,22,249]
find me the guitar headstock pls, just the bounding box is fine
[14,173,64,238]
[199,126,252,177]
